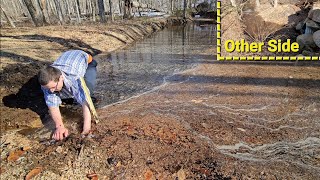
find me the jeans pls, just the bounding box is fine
[84,59,98,96]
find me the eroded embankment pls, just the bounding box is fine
[0,18,172,132]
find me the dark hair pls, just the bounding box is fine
[38,66,62,85]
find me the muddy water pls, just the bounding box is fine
[95,22,216,107]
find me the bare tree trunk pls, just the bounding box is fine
[123,0,132,19]
[109,0,114,21]
[86,0,92,17]
[274,0,278,7]
[47,0,55,16]
[65,0,73,21]
[76,0,82,16]
[84,0,88,15]
[118,0,123,15]
[170,0,173,14]
[23,0,44,26]
[1,6,16,28]
[54,0,64,24]
[48,0,60,23]
[39,0,50,24]
[75,0,81,23]
[183,0,187,19]
[10,0,19,19]
[91,0,96,21]
[98,0,106,22]
[18,0,36,26]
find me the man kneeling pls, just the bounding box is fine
[38,50,98,140]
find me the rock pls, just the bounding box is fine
[313,30,320,48]
[56,146,63,153]
[191,99,203,103]
[116,161,121,167]
[177,169,186,180]
[306,19,320,30]
[107,157,117,166]
[295,21,304,31]
[201,123,210,129]
[296,34,317,50]
[237,128,246,132]
[308,9,320,23]
[146,159,153,165]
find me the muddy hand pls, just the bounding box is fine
[52,126,69,140]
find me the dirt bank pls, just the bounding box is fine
[0,17,171,132]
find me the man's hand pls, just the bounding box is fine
[52,126,69,140]
[49,106,68,140]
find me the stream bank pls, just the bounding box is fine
[0,17,185,132]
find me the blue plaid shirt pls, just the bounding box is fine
[42,50,90,107]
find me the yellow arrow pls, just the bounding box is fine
[79,77,99,123]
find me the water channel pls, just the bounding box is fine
[95,21,216,107]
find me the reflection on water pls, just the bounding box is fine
[96,22,216,107]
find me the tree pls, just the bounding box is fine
[91,0,96,21]
[98,0,106,22]
[171,0,174,14]
[274,0,278,7]
[75,0,82,23]
[1,6,16,28]
[38,0,51,24]
[109,0,114,22]
[23,0,45,26]
[54,0,65,24]
[183,0,187,19]
[118,0,123,15]
[123,0,132,19]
